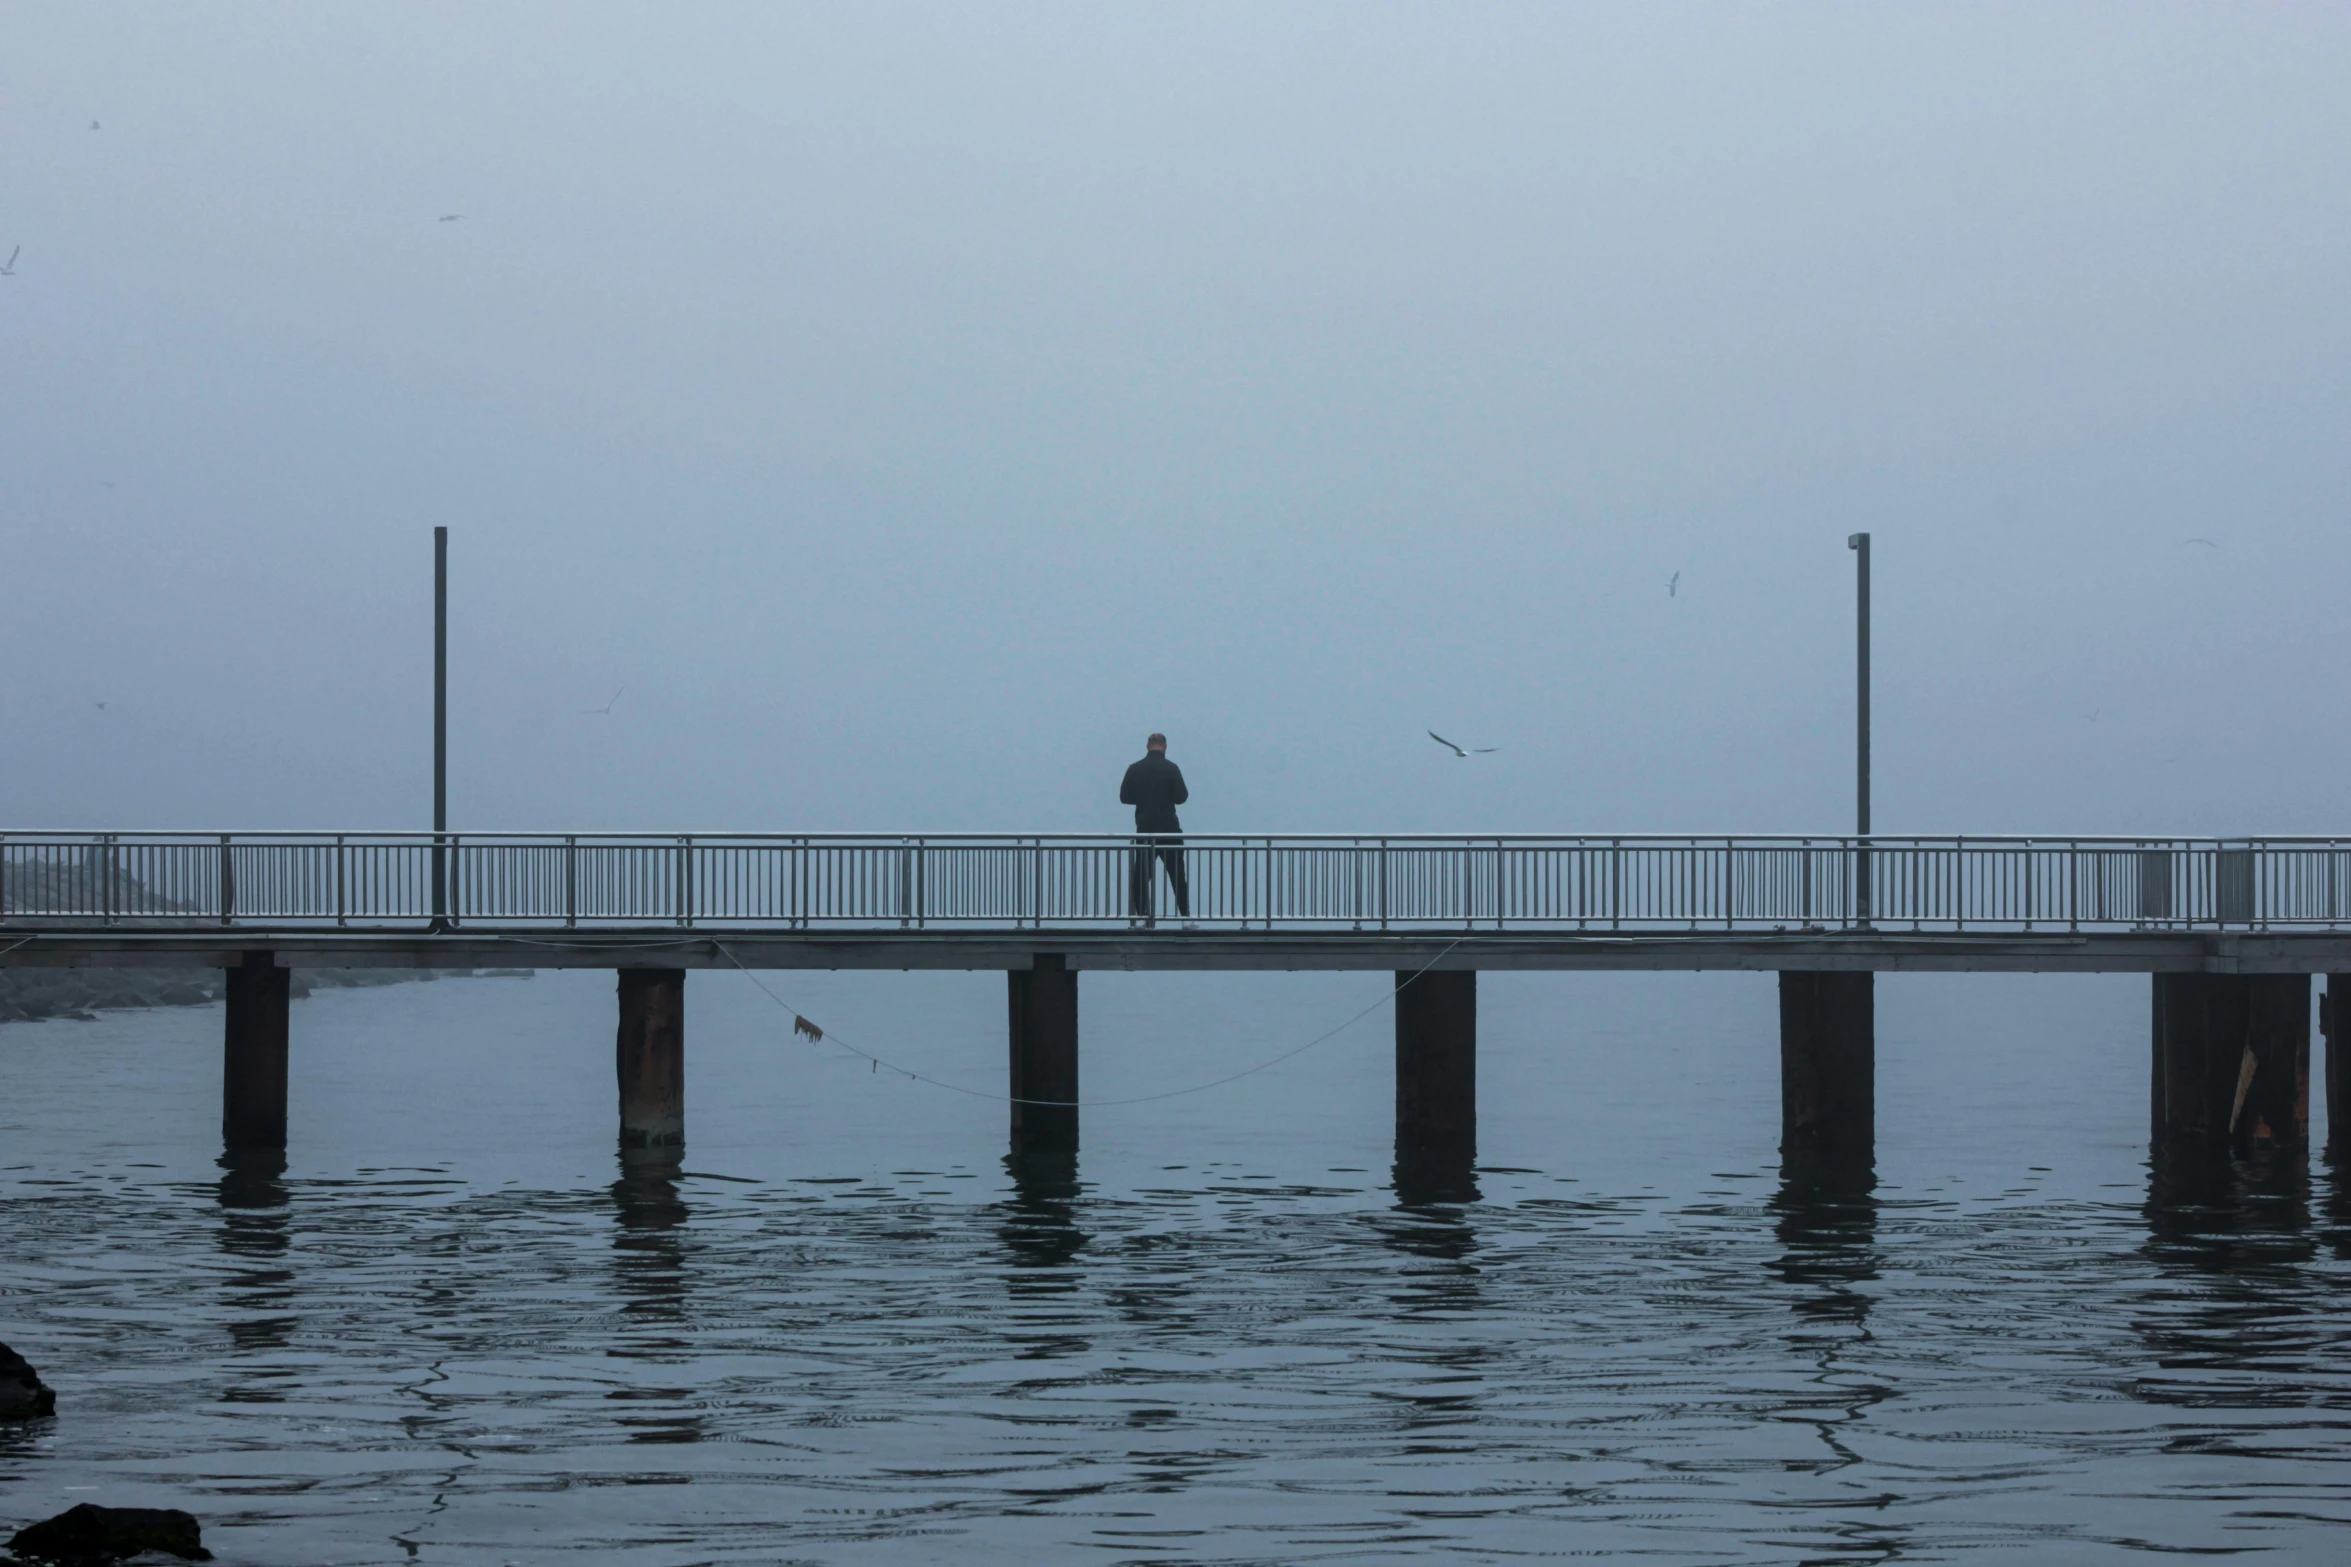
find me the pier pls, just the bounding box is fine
[6,830,2349,1175]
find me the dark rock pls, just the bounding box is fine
[6,1505,209,1564]
[0,1343,55,1420]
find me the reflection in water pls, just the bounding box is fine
[1771,1154,1880,1314]
[1392,1145,1481,1208]
[2136,1147,2319,1417]
[2143,1145,2312,1275]
[2327,1155,2351,1264]
[997,1149,1086,1275]
[1767,1150,1891,1546]
[1378,1168,1488,1443]
[215,1150,295,1386]
[995,1151,1090,1365]
[608,1149,700,1444]
[611,1148,691,1321]
[8,1127,2351,1560]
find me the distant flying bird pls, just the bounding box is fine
[2183,537,2218,548]
[437,214,465,223]
[0,247,17,276]
[1427,730,1498,758]
[583,686,623,716]
[90,120,100,130]
[93,701,106,711]
[1667,571,1680,598]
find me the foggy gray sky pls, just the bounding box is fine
[3,4,2346,836]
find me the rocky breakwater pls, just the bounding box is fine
[0,965,531,1025]
[0,857,531,1022]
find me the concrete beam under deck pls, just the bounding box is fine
[10,928,2351,974]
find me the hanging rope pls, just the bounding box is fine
[709,937,1466,1108]
[469,928,1469,1108]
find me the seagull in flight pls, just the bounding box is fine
[0,248,17,277]
[1667,571,1680,598]
[2183,537,2218,548]
[583,686,624,716]
[90,121,100,131]
[437,214,466,223]
[1427,730,1498,758]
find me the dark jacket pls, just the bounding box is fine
[1120,752,1188,834]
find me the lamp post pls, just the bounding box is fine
[1847,532,1870,922]
[432,527,448,929]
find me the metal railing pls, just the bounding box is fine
[4,832,2350,934]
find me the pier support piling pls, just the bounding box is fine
[2326,977,2349,1158]
[2154,973,2310,1158]
[616,969,685,1150]
[1779,971,1874,1163]
[222,952,290,1150]
[1008,954,1078,1153]
[1395,969,1476,1158]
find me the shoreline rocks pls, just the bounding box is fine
[0,967,532,1026]
[0,1343,54,1420]
[6,1504,210,1563]
[0,862,530,1025]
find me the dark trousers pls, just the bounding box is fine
[1129,836,1190,918]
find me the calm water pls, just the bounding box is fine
[4,966,2349,1564]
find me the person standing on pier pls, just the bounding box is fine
[1121,733,1193,926]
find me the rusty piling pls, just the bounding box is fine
[2152,973,2309,1159]
[616,968,685,1150]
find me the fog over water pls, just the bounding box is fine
[3,5,2347,836]
[7,10,2351,1564]
[7,969,2351,1563]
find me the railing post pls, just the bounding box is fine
[335,835,347,927]
[678,836,693,928]
[565,835,577,927]
[219,835,235,927]
[1953,837,1965,932]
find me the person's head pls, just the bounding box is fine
[1147,733,1167,753]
